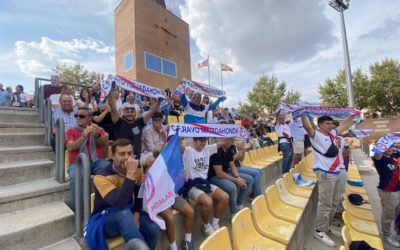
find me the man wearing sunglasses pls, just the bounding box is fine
[66,107,110,206]
[109,88,160,159]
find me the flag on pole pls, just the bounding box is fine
[140,132,185,229]
[197,57,209,69]
[221,63,233,72]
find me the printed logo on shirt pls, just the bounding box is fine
[388,164,396,171]
[193,157,208,173]
[132,126,140,135]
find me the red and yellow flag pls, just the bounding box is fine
[220,63,233,72]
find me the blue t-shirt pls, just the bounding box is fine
[372,154,400,192]
[0,90,9,106]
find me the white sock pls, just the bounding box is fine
[185,233,192,242]
[211,217,220,227]
[170,242,177,250]
[204,223,212,229]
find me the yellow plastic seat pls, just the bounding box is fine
[264,186,302,224]
[339,246,346,250]
[342,226,351,250]
[256,148,276,164]
[248,150,270,166]
[261,147,281,162]
[241,152,265,168]
[275,178,308,209]
[91,194,125,249]
[232,208,286,250]
[167,115,179,124]
[251,196,296,244]
[342,199,375,222]
[342,211,379,237]
[200,227,232,250]
[345,184,367,195]
[282,173,313,197]
[341,219,384,250]
[291,165,317,181]
[342,192,371,211]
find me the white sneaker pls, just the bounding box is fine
[383,234,400,248]
[212,223,220,231]
[203,225,215,236]
[237,205,244,211]
[313,230,336,247]
[328,227,342,238]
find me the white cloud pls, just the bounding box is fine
[14,36,115,76]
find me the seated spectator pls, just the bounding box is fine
[208,138,254,213]
[108,88,160,158]
[231,140,262,197]
[142,111,167,152]
[140,96,150,111]
[241,112,251,129]
[11,85,28,107]
[221,108,235,124]
[255,121,274,146]
[140,145,194,250]
[44,75,62,99]
[180,92,225,124]
[49,85,75,110]
[0,83,9,106]
[52,94,76,133]
[76,88,97,111]
[92,104,114,140]
[86,139,159,250]
[180,137,229,236]
[65,107,109,205]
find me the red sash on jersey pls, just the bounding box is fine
[384,159,400,192]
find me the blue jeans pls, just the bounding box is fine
[280,143,293,174]
[238,167,262,197]
[210,173,254,213]
[68,158,110,206]
[104,209,160,250]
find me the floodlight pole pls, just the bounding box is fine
[330,0,355,108]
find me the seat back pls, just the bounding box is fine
[90,193,95,213]
[342,226,351,250]
[200,227,232,250]
[251,195,270,225]
[264,185,280,208]
[232,207,258,249]
[167,115,179,124]
[241,152,255,166]
[249,150,263,164]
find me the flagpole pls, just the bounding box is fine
[207,55,211,86]
[220,66,223,107]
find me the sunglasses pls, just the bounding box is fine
[124,108,136,112]
[74,114,89,119]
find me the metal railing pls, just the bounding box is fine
[44,98,52,146]
[55,118,65,183]
[74,153,91,238]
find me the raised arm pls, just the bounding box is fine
[337,115,355,134]
[108,89,120,124]
[143,98,161,123]
[301,113,315,138]
[209,96,226,111]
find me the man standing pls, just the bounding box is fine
[108,88,160,158]
[275,113,293,174]
[301,113,355,247]
[0,83,9,106]
[51,94,76,150]
[65,107,109,205]
[180,92,225,124]
[44,75,62,99]
[289,117,306,165]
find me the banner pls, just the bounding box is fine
[275,103,361,120]
[168,123,249,138]
[351,129,373,138]
[372,132,400,154]
[100,75,166,102]
[178,80,225,98]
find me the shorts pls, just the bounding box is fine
[171,196,188,211]
[293,139,304,154]
[188,184,218,201]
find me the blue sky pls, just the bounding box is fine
[1,0,399,107]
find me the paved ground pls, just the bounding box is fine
[304,147,395,250]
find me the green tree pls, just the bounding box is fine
[369,58,400,114]
[283,89,301,105]
[238,74,301,114]
[53,63,99,91]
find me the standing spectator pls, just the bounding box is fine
[241,112,251,129]
[44,75,62,99]
[66,107,109,205]
[180,92,225,124]
[208,138,254,214]
[221,108,235,124]
[0,83,9,106]
[6,86,13,105]
[76,88,98,111]
[275,112,293,174]
[49,85,75,110]
[289,117,306,165]
[142,111,167,152]
[11,85,28,107]
[92,104,114,140]
[230,108,237,120]
[108,88,160,158]
[52,94,76,133]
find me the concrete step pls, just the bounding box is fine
[0,123,45,133]
[0,133,45,147]
[0,145,54,163]
[0,202,74,250]
[0,108,39,124]
[0,178,70,215]
[39,237,82,250]
[0,159,54,186]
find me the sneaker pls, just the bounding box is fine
[181,240,194,250]
[313,230,336,247]
[237,204,244,211]
[212,223,220,231]
[203,225,215,236]
[383,234,400,248]
[328,227,342,238]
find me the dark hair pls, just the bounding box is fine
[77,107,93,116]
[152,111,163,119]
[333,120,340,127]
[80,88,91,102]
[193,137,207,141]
[317,116,334,125]
[16,84,24,91]
[111,139,133,155]
[61,85,69,91]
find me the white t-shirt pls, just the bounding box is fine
[310,130,340,174]
[183,144,218,180]
[289,119,305,141]
[337,136,345,169]
[275,123,292,143]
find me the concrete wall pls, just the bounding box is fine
[358,118,400,133]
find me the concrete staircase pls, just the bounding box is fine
[0,107,80,250]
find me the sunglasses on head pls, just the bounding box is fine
[74,114,88,119]
[124,108,136,112]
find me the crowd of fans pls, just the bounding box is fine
[0,83,31,107]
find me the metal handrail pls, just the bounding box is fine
[55,118,65,183]
[75,153,91,238]
[44,98,52,146]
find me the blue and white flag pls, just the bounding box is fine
[351,129,373,138]
[372,132,400,155]
[140,133,184,230]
